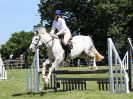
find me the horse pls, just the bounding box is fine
[29,26,104,84]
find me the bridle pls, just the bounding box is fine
[31,35,41,49]
[31,34,55,49]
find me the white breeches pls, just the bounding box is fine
[64,32,72,45]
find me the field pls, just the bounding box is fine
[0,66,133,99]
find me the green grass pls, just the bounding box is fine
[0,66,133,99]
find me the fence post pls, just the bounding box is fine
[26,48,40,93]
[128,38,132,91]
[108,38,114,93]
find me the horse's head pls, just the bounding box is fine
[29,26,46,52]
[33,25,47,35]
[29,35,42,52]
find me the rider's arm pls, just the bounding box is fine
[50,21,56,35]
[56,19,67,35]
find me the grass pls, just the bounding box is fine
[0,66,133,99]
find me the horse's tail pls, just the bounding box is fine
[92,47,104,61]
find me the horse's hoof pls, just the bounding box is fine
[88,66,92,69]
[92,67,98,70]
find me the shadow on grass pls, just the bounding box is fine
[12,90,66,97]
[12,92,47,97]
[12,92,26,97]
[12,89,92,97]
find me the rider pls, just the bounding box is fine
[50,9,72,50]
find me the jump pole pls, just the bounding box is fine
[26,48,40,93]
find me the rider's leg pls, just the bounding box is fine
[64,32,72,45]
[64,32,72,51]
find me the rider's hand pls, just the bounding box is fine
[52,34,58,39]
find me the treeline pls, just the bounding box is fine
[39,0,133,60]
[0,31,48,66]
[0,31,33,66]
[1,0,133,65]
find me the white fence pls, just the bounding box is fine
[127,38,133,91]
[108,38,129,93]
[0,54,7,80]
[122,51,128,70]
[26,48,40,93]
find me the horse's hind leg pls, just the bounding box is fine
[92,57,98,70]
[88,52,98,70]
[86,57,92,69]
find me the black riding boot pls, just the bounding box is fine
[65,44,71,54]
[63,44,70,60]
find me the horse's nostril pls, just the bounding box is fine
[29,48,33,51]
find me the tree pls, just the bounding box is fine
[0,31,33,66]
[38,0,133,62]
[0,31,48,66]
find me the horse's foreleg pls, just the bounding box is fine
[42,59,50,81]
[45,59,62,83]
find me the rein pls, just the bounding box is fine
[32,34,55,49]
[42,33,55,48]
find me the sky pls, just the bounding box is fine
[0,0,40,45]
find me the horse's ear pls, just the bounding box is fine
[36,30,39,35]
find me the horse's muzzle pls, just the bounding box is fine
[29,47,34,52]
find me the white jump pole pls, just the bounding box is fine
[0,54,7,80]
[108,38,129,93]
[26,48,40,93]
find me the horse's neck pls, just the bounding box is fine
[41,33,54,47]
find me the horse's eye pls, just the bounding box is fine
[36,38,38,40]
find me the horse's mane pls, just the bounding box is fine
[33,26,47,35]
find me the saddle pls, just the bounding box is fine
[58,34,73,60]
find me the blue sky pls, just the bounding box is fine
[0,0,40,45]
